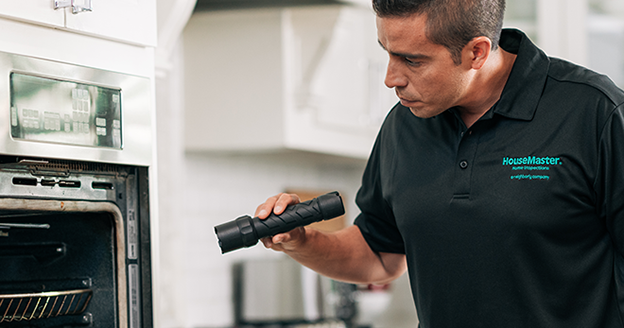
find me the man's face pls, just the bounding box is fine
[377,14,473,118]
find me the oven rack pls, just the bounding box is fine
[0,289,92,323]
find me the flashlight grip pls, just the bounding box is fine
[253,191,344,238]
[215,191,345,254]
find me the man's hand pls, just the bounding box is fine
[255,192,304,251]
[253,192,407,285]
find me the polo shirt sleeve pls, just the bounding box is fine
[354,112,406,255]
[596,104,624,257]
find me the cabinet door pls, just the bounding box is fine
[64,0,157,46]
[0,0,64,27]
[287,6,396,133]
[283,6,396,158]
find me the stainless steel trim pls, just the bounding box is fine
[0,51,152,165]
[128,264,140,328]
[0,172,117,200]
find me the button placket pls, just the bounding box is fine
[453,128,478,197]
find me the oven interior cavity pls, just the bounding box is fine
[0,211,116,326]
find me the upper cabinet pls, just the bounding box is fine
[183,5,397,159]
[65,0,157,46]
[0,1,64,27]
[0,0,157,46]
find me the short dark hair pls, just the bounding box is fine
[372,0,506,65]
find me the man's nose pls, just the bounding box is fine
[384,58,407,89]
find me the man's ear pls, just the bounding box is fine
[465,36,492,70]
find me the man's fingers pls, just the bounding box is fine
[255,195,278,218]
[274,193,300,215]
[256,193,301,219]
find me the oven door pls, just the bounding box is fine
[0,157,152,328]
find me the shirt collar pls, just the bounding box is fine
[492,29,550,121]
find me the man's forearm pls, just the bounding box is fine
[283,225,407,285]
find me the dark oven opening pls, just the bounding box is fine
[0,211,117,327]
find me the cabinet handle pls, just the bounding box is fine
[71,0,92,14]
[54,0,93,14]
[54,0,71,8]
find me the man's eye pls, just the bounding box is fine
[405,57,421,66]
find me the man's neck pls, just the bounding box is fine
[458,48,517,128]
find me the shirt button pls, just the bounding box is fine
[459,160,469,169]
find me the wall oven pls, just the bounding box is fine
[0,50,153,328]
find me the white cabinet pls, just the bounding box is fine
[0,0,156,46]
[183,5,397,159]
[65,0,157,46]
[0,1,64,27]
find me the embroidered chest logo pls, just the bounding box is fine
[502,156,562,181]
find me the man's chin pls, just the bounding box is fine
[408,106,439,119]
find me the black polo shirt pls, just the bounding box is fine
[354,29,624,328]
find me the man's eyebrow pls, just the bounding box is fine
[377,40,429,60]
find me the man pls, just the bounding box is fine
[255,0,624,327]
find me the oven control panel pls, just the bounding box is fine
[10,73,122,149]
[0,50,152,166]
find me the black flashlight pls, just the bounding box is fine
[214,191,345,254]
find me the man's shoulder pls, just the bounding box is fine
[547,57,624,105]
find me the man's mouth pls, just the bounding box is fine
[398,97,420,107]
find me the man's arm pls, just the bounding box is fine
[256,193,407,285]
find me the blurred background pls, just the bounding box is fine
[154,0,624,327]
